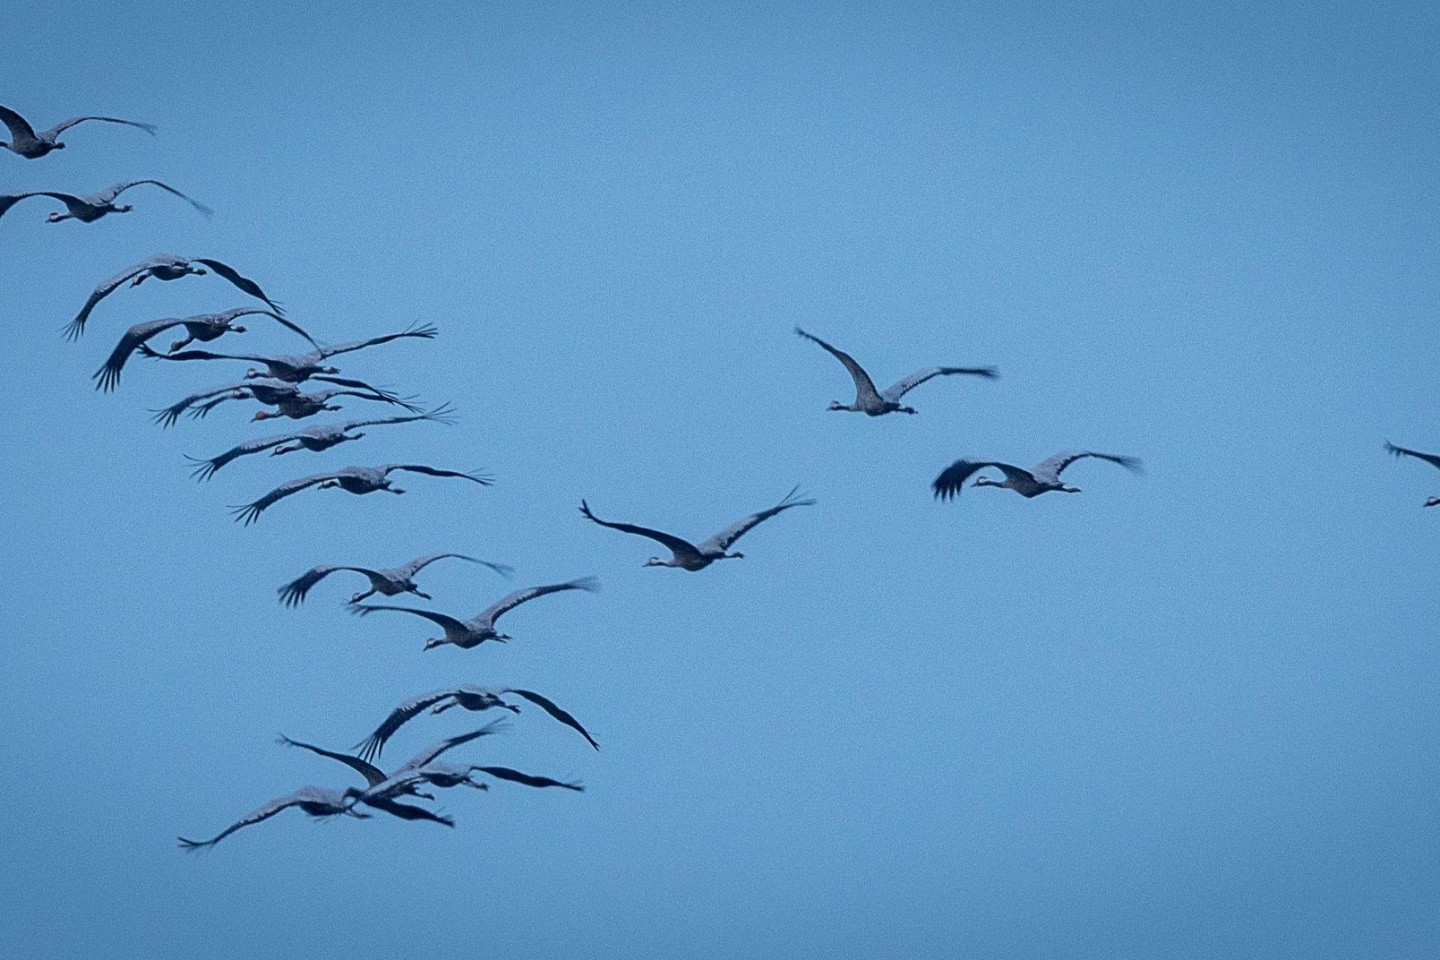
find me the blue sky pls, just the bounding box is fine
[3,1,1439,957]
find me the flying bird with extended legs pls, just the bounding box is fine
[794,326,997,416]
[230,464,493,525]
[93,309,319,392]
[65,253,284,341]
[136,322,438,385]
[277,551,513,606]
[187,406,456,480]
[350,577,600,650]
[579,487,814,570]
[932,451,1142,501]
[0,180,211,223]
[0,104,155,158]
[357,685,600,761]
[151,379,419,428]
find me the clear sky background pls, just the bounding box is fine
[3,1,1439,957]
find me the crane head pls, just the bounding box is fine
[423,637,447,651]
[826,400,846,411]
[1425,497,1440,508]
[643,557,667,567]
[45,212,67,223]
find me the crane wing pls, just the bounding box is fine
[880,365,998,402]
[92,317,185,392]
[354,688,466,762]
[697,487,815,554]
[1385,441,1440,472]
[505,688,599,750]
[931,460,1024,500]
[229,472,336,525]
[1031,451,1143,483]
[396,719,511,773]
[43,115,158,138]
[382,464,494,486]
[471,766,583,791]
[276,735,387,787]
[794,326,882,404]
[478,577,599,626]
[579,500,702,560]
[177,787,343,851]
[276,565,378,606]
[66,254,185,340]
[316,322,438,359]
[0,104,37,143]
[98,179,212,218]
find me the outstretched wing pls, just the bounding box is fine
[349,603,471,637]
[277,565,377,607]
[794,326,882,404]
[137,342,270,365]
[697,487,816,554]
[1385,441,1440,472]
[185,430,304,481]
[276,735,387,787]
[505,688,600,750]
[0,191,78,221]
[1031,451,1143,483]
[396,719,511,773]
[355,794,453,827]
[66,254,184,340]
[229,472,336,525]
[43,115,158,138]
[382,464,494,486]
[392,553,513,581]
[579,500,703,561]
[478,577,600,626]
[880,365,998,403]
[150,381,252,428]
[193,259,284,315]
[0,104,37,143]
[222,308,317,349]
[471,766,583,792]
[177,787,336,851]
[99,179,212,218]
[931,460,1023,501]
[337,403,457,432]
[316,322,438,360]
[92,317,185,392]
[355,688,465,762]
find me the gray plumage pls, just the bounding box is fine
[151,380,418,429]
[350,577,600,650]
[230,464,493,525]
[188,405,455,480]
[93,309,317,392]
[0,104,155,158]
[0,180,211,223]
[65,254,282,341]
[795,326,997,416]
[136,322,437,384]
[580,487,814,570]
[278,550,513,606]
[357,684,599,761]
[933,451,1142,500]
[176,786,367,851]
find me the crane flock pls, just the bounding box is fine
[6,97,1423,853]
